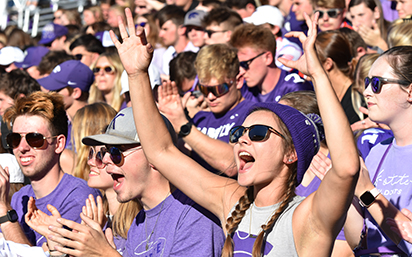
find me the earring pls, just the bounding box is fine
[288,159,293,162]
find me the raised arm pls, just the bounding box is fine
[157,80,237,176]
[110,9,244,222]
[279,12,360,251]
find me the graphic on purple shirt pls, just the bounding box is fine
[10,174,101,246]
[357,128,393,160]
[241,70,313,103]
[125,189,225,257]
[232,231,273,256]
[281,8,308,49]
[357,138,412,255]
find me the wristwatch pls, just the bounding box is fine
[359,188,380,208]
[178,121,192,138]
[0,210,18,224]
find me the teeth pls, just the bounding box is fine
[89,171,99,175]
[239,152,251,157]
[115,181,121,187]
[21,157,32,162]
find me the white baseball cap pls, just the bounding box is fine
[0,46,25,66]
[243,5,284,28]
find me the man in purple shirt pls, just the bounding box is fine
[230,23,313,103]
[0,91,100,246]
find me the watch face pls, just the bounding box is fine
[8,210,18,222]
[360,191,375,206]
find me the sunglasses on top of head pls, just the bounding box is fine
[93,66,116,75]
[315,8,342,19]
[239,52,266,71]
[364,76,410,94]
[198,81,232,97]
[98,145,142,166]
[6,132,58,149]
[229,125,285,144]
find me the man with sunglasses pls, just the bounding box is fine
[230,24,313,103]
[313,0,352,32]
[69,34,105,67]
[76,107,225,256]
[202,7,243,45]
[158,44,254,176]
[0,91,100,246]
[38,60,94,151]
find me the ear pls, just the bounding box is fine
[224,30,232,43]
[356,46,367,59]
[178,25,186,36]
[235,76,244,89]
[407,85,412,103]
[271,25,280,37]
[91,52,100,64]
[323,57,334,72]
[263,51,274,66]
[373,6,380,20]
[72,87,82,100]
[245,3,256,14]
[55,134,66,154]
[283,150,297,165]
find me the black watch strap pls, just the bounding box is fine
[0,210,18,224]
[178,122,193,138]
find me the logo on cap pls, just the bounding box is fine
[53,65,61,73]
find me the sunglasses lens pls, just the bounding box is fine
[364,77,370,90]
[6,133,21,148]
[249,126,269,142]
[93,67,100,73]
[239,61,249,70]
[104,66,114,73]
[74,54,82,60]
[215,83,229,96]
[371,77,381,93]
[96,151,104,168]
[328,10,338,18]
[109,147,123,165]
[26,133,45,148]
[229,126,244,143]
[317,10,324,19]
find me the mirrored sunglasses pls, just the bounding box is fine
[88,147,105,168]
[198,82,231,97]
[229,125,285,144]
[6,132,58,149]
[364,76,410,94]
[315,8,342,19]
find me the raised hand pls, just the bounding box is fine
[25,197,63,251]
[109,8,153,77]
[278,12,323,78]
[47,213,119,257]
[157,80,189,132]
[308,151,332,181]
[81,194,107,229]
[0,166,11,214]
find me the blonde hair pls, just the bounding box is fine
[89,51,125,112]
[71,102,117,180]
[112,199,141,238]
[388,20,412,48]
[194,44,239,84]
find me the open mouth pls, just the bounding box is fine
[238,151,255,171]
[111,173,125,190]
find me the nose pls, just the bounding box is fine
[102,151,112,165]
[207,91,216,101]
[16,136,31,152]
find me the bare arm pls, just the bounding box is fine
[110,8,244,223]
[279,12,360,252]
[0,166,32,245]
[157,80,237,176]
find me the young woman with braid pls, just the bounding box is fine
[35,10,359,257]
[106,9,360,257]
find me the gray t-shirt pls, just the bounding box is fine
[230,195,304,256]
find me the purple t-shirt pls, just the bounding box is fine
[10,173,101,246]
[192,100,255,143]
[357,128,394,160]
[241,70,313,103]
[125,189,225,257]
[358,138,412,255]
[281,8,308,49]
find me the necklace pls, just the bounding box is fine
[145,191,170,250]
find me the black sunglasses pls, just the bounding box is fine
[88,147,105,169]
[135,22,147,28]
[74,54,83,60]
[239,52,266,70]
[315,8,342,19]
[198,82,231,97]
[6,132,58,149]
[99,145,141,166]
[204,29,228,38]
[229,125,285,144]
[93,66,115,75]
[364,76,410,94]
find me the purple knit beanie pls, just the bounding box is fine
[244,102,323,186]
